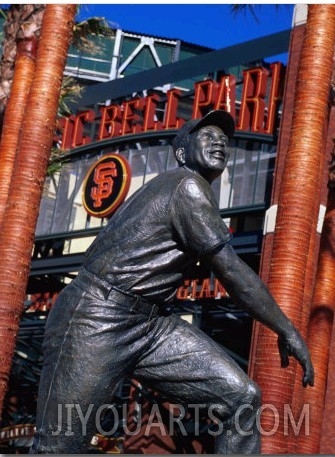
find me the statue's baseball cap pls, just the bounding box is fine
[173,110,235,152]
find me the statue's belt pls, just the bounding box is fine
[77,268,161,319]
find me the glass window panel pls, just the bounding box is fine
[50,155,99,235]
[217,168,232,209]
[87,214,107,230]
[37,139,275,237]
[216,140,276,210]
[125,148,147,197]
[228,146,248,207]
[127,176,142,198]
[239,149,259,207]
[35,174,59,236]
[128,148,147,177]
[50,161,80,234]
[67,235,96,256]
[155,43,174,65]
[70,155,99,231]
[123,49,157,76]
[144,145,169,183]
[166,146,179,170]
[120,38,139,66]
[254,146,276,205]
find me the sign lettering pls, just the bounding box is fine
[56,63,284,150]
[176,277,229,301]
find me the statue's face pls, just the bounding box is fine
[184,125,229,182]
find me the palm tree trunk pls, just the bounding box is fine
[0,37,37,228]
[295,147,335,453]
[250,4,335,453]
[287,210,320,453]
[0,5,21,126]
[0,4,76,419]
[0,5,45,133]
[287,130,328,453]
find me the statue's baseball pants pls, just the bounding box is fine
[30,269,261,454]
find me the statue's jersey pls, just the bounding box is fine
[84,166,231,303]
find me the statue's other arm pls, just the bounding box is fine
[205,243,314,388]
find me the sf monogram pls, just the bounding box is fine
[91,161,117,208]
[82,153,131,218]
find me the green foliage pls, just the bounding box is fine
[231,4,281,22]
[231,5,262,22]
[47,149,69,177]
[58,75,83,118]
[72,16,115,54]
[0,7,6,49]
[48,14,116,175]
[0,8,7,21]
[48,76,82,175]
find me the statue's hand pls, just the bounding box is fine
[277,328,314,388]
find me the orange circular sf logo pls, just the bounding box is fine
[82,154,131,218]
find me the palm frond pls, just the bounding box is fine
[72,17,115,54]
[231,4,282,23]
[58,76,83,117]
[231,5,261,22]
[48,76,83,175]
[0,8,7,20]
[47,148,69,176]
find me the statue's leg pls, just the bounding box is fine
[30,278,159,454]
[134,313,261,454]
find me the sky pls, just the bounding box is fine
[76,4,295,51]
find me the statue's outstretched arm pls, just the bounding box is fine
[206,243,314,388]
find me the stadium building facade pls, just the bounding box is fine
[1,4,335,453]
